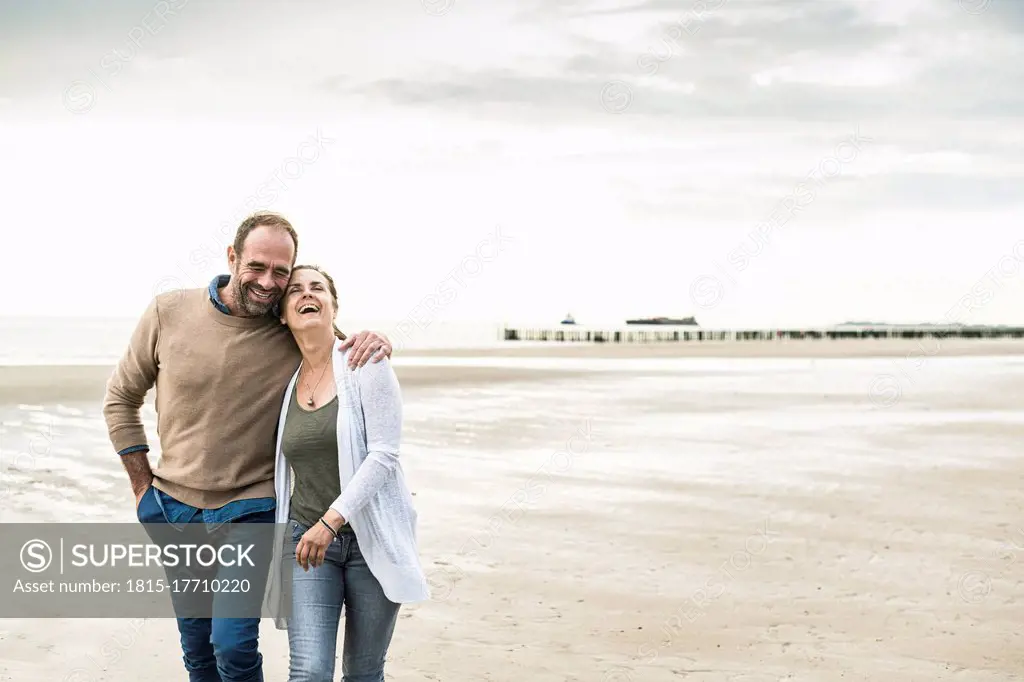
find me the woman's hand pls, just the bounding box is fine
[295,511,346,571]
[295,523,335,571]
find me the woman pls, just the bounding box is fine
[264,264,430,682]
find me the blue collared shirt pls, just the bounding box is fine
[119,275,278,516]
[208,274,233,314]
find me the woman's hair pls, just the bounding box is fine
[290,264,346,340]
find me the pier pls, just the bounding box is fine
[500,324,1024,344]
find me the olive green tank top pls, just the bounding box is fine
[281,388,349,531]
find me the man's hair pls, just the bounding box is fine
[233,212,299,264]
[291,264,346,340]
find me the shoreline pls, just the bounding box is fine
[2,338,1024,403]
[5,336,1024,368]
[0,364,585,404]
[402,337,1024,358]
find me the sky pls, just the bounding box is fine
[1,0,1022,328]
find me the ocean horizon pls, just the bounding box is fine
[0,316,517,365]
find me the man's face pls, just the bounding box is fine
[227,225,296,316]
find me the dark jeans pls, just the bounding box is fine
[287,520,400,682]
[137,486,276,682]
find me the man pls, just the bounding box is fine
[102,212,390,682]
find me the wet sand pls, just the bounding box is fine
[0,346,1021,680]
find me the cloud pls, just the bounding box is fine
[3,0,1022,325]
[825,172,1024,212]
[321,0,1019,127]
[980,1,1024,30]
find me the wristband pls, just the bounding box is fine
[319,517,338,538]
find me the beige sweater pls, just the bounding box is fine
[103,288,301,508]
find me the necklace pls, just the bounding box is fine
[302,358,332,407]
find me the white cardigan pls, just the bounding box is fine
[264,346,430,628]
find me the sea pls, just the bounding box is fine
[0,316,509,365]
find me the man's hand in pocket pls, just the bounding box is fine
[134,483,152,510]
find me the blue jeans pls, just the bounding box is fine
[287,520,401,682]
[137,486,276,682]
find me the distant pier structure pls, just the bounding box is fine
[501,324,1024,344]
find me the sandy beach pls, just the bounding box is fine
[0,341,1021,680]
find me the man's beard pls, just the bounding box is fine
[233,279,279,317]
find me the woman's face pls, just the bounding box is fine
[281,268,335,332]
